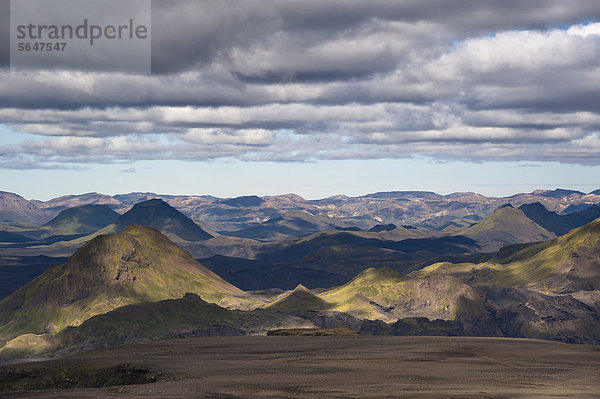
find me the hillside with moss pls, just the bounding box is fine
[416,217,600,294]
[0,225,257,342]
[318,268,495,331]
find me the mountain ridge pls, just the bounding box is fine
[4,188,599,233]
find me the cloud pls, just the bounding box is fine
[1,1,600,168]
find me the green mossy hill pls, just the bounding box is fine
[463,205,556,252]
[418,217,600,294]
[44,204,119,234]
[95,199,212,242]
[55,293,246,355]
[265,285,332,312]
[0,225,252,342]
[318,268,495,333]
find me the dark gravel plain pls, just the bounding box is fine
[1,336,600,398]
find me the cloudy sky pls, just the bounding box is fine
[1,0,600,200]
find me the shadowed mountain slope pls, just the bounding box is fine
[369,224,396,232]
[520,202,600,236]
[93,199,212,242]
[0,231,32,244]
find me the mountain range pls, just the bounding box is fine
[0,216,599,359]
[1,194,598,293]
[1,188,600,361]
[3,188,600,234]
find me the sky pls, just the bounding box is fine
[1,0,600,201]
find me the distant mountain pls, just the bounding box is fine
[220,195,265,207]
[363,191,440,199]
[99,199,213,242]
[369,223,396,232]
[44,204,120,235]
[5,188,600,234]
[196,229,479,290]
[417,216,600,294]
[257,230,478,264]
[532,189,586,198]
[0,225,253,342]
[0,192,48,225]
[463,204,555,252]
[561,203,598,214]
[221,210,344,239]
[519,202,600,235]
[334,226,363,231]
[590,189,600,195]
[35,192,125,215]
[112,192,162,204]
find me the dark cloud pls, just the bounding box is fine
[1,0,600,167]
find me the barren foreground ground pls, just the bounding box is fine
[2,336,600,398]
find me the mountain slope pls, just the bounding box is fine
[417,217,600,294]
[265,285,331,312]
[0,225,254,342]
[519,202,600,235]
[44,205,120,235]
[463,204,555,252]
[0,192,48,225]
[222,210,344,239]
[95,199,212,242]
[318,268,496,333]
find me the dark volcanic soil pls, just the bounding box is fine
[1,336,600,398]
